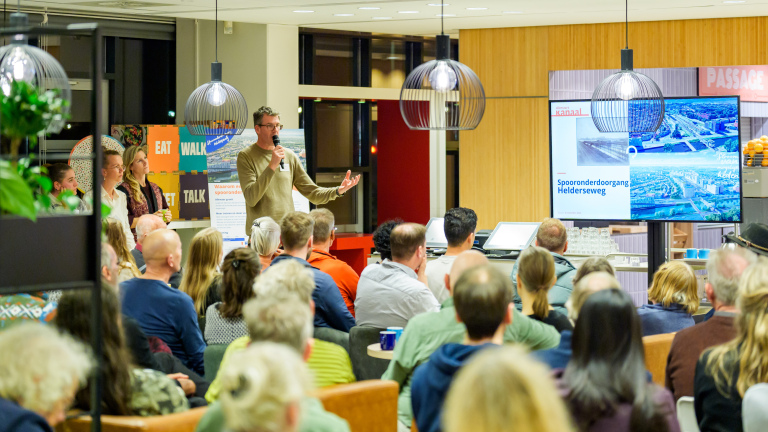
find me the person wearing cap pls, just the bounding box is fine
[236,106,360,232]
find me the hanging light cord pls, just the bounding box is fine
[625,0,628,49]
[441,2,444,35]
[215,0,218,62]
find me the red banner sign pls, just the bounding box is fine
[699,66,768,101]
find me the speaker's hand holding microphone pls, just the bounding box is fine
[268,135,285,171]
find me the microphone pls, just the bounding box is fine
[272,135,284,170]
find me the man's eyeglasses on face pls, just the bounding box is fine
[258,123,284,131]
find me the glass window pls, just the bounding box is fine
[313,36,354,87]
[371,39,406,89]
[315,102,354,168]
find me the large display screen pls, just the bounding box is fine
[550,96,742,222]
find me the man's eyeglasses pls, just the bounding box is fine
[258,123,284,131]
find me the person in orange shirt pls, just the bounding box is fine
[308,208,359,317]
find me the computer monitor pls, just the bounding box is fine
[483,222,541,251]
[425,217,448,249]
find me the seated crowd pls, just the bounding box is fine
[3,207,768,432]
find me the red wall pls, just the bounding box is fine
[376,99,431,225]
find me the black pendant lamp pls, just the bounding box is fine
[184,0,248,135]
[591,0,664,133]
[399,4,485,130]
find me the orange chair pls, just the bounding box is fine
[55,407,207,432]
[643,332,676,386]
[316,380,398,432]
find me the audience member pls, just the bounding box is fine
[46,162,87,212]
[535,272,621,370]
[561,289,679,432]
[218,343,310,432]
[383,250,561,430]
[0,323,91,430]
[117,145,172,242]
[121,229,206,375]
[571,256,615,287]
[56,286,189,416]
[445,346,573,432]
[131,214,182,288]
[511,218,576,314]
[356,223,439,328]
[516,246,573,333]
[270,212,354,332]
[638,261,698,336]
[666,247,755,400]
[197,297,351,432]
[695,258,768,432]
[179,227,224,319]
[205,248,260,345]
[372,218,403,261]
[105,218,142,283]
[249,216,281,270]
[743,383,768,432]
[425,207,477,303]
[308,208,359,317]
[205,259,355,403]
[85,148,135,249]
[411,265,512,432]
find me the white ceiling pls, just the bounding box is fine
[15,0,768,36]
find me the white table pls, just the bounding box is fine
[367,343,394,360]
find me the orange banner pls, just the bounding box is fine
[148,172,180,221]
[699,66,768,101]
[147,126,180,173]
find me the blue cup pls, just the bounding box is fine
[387,327,404,342]
[698,249,711,259]
[380,331,396,350]
[685,248,698,259]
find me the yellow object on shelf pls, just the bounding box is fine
[756,143,765,152]
[762,159,768,167]
[750,150,757,158]
[748,141,756,150]
[748,159,754,166]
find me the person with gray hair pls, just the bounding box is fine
[510,218,577,315]
[0,322,92,429]
[218,342,311,432]
[249,216,281,270]
[666,246,757,400]
[197,299,352,432]
[204,259,355,404]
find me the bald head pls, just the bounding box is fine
[143,229,182,274]
[136,214,167,245]
[446,250,489,293]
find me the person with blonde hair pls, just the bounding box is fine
[0,323,92,429]
[250,216,281,270]
[179,227,224,318]
[443,345,573,432]
[516,246,573,333]
[85,148,135,249]
[105,217,142,283]
[638,260,698,336]
[695,258,768,432]
[218,343,310,432]
[535,271,621,370]
[117,145,172,243]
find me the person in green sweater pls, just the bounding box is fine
[196,297,350,432]
[236,106,360,232]
[382,250,561,431]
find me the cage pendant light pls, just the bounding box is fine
[591,0,664,133]
[185,0,247,135]
[0,9,71,135]
[399,4,485,130]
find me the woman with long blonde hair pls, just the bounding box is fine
[443,345,573,432]
[105,218,142,283]
[117,145,172,243]
[516,246,573,333]
[179,227,224,317]
[637,260,698,336]
[695,258,768,432]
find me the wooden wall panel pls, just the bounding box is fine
[460,16,768,227]
[459,98,550,229]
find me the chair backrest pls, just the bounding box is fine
[743,383,768,432]
[642,332,676,386]
[676,396,700,432]
[316,380,398,432]
[56,407,207,432]
[204,343,229,382]
[349,326,390,381]
[314,326,350,353]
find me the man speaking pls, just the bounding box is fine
[237,106,360,232]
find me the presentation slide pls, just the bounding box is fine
[550,97,741,222]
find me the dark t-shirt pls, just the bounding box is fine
[141,182,158,214]
[528,310,574,333]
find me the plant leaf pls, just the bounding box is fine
[0,159,37,220]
